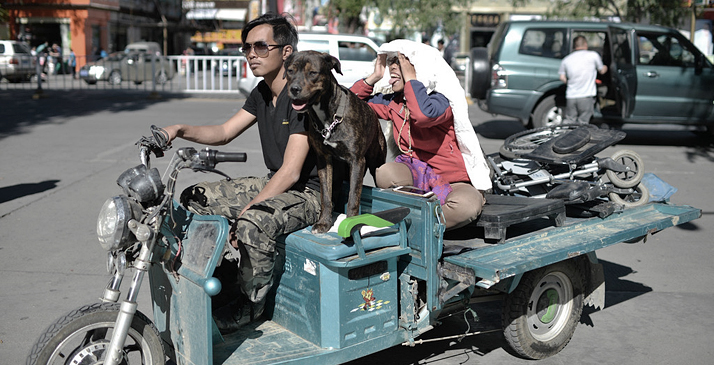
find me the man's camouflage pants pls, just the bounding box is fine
[180,176,321,304]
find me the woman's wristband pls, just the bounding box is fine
[363,78,374,87]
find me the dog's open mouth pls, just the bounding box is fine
[291,99,308,111]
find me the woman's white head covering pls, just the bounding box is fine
[374,39,492,191]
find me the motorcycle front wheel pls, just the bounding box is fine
[27,302,164,365]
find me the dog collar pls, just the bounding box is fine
[314,89,348,144]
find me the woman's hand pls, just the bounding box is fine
[398,53,416,82]
[364,53,386,86]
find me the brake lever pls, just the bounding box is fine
[191,166,232,180]
[176,147,232,180]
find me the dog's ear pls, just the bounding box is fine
[326,54,342,75]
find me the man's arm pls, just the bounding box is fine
[238,132,310,216]
[162,108,257,146]
[559,73,567,83]
[598,64,608,75]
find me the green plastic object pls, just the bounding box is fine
[337,207,410,238]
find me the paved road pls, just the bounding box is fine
[1,89,712,364]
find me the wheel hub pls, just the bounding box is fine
[527,272,573,342]
[69,340,127,365]
[536,289,559,324]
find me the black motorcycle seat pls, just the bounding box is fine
[552,127,591,154]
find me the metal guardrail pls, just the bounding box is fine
[2,53,472,99]
[0,54,247,95]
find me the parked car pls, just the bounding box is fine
[450,52,469,74]
[215,48,242,77]
[79,52,174,85]
[0,40,36,82]
[238,33,380,95]
[471,21,714,131]
[124,41,162,56]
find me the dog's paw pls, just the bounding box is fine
[311,221,332,234]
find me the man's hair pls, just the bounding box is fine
[241,13,298,50]
[573,36,588,49]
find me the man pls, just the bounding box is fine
[558,36,607,124]
[161,13,321,333]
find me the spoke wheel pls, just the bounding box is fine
[609,182,649,207]
[532,95,564,128]
[27,302,164,365]
[500,124,594,159]
[606,149,645,188]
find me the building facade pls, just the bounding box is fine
[3,0,183,68]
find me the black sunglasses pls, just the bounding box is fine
[241,41,286,57]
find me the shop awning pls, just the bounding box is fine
[186,8,246,21]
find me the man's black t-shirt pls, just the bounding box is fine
[242,81,319,191]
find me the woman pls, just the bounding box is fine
[350,39,491,229]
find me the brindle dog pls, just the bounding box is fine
[284,50,387,234]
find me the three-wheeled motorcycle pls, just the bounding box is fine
[27,129,701,365]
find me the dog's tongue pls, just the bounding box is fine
[292,102,306,111]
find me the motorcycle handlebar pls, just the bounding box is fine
[215,151,248,163]
[197,149,247,165]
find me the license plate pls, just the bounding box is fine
[79,70,89,77]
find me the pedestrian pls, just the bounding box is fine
[158,13,320,334]
[558,35,608,124]
[50,43,63,74]
[68,48,77,79]
[351,39,492,229]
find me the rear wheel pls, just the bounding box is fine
[108,70,122,85]
[606,149,645,188]
[532,95,564,129]
[500,124,593,159]
[609,182,649,207]
[154,69,169,85]
[502,260,584,359]
[27,302,164,365]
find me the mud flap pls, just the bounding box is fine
[584,261,605,310]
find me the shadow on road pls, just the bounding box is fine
[0,180,60,204]
[474,119,526,140]
[0,89,193,142]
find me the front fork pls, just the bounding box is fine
[102,218,158,365]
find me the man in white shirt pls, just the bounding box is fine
[558,36,608,124]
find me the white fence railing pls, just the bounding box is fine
[169,55,246,93]
[0,54,248,94]
[1,54,471,97]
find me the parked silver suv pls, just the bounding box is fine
[238,33,380,95]
[0,40,36,82]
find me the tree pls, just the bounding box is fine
[625,0,689,27]
[329,0,369,34]
[329,0,471,38]
[512,0,690,28]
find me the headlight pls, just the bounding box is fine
[117,165,165,203]
[89,65,105,77]
[97,196,140,251]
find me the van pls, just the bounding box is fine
[238,33,380,95]
[124,42,162,56]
